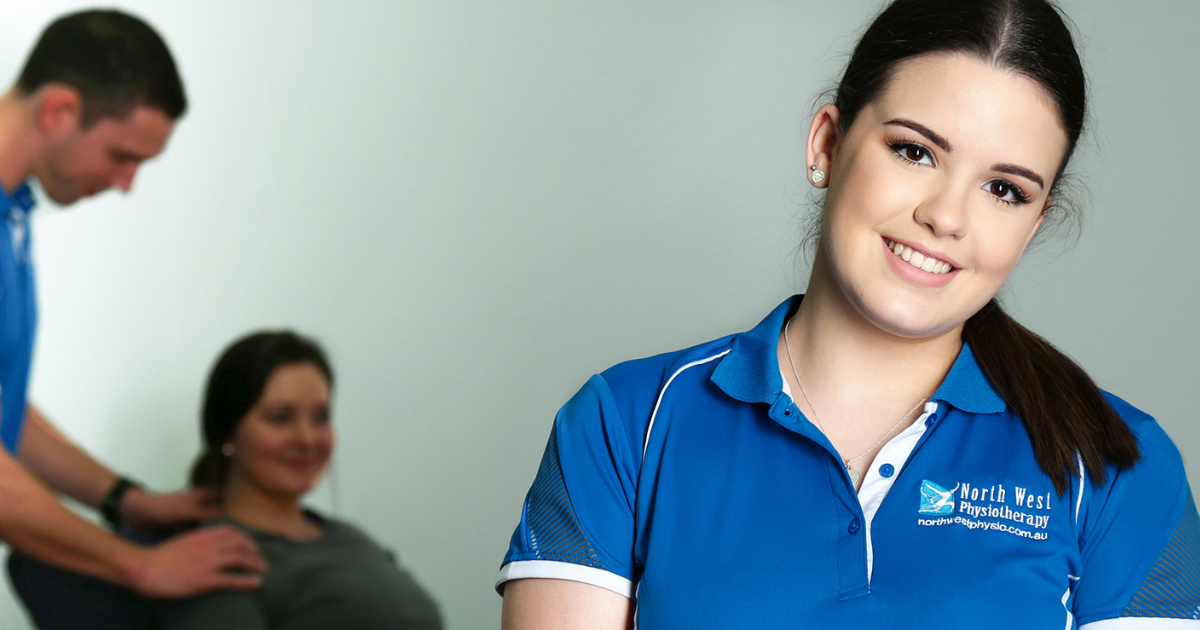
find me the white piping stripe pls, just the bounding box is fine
[642,350,731,461]
[495,561,634,599]
[1075,451,1085,524]
[1063,574,1081,630]
[1079,620,1200,629]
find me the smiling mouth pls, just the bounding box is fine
[885,238,954,274]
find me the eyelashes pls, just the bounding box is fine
[985,179,1030,205]
[884,137,1033,207]
[887,138,933,166]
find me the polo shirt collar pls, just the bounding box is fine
[930,342,1006,414]
[711,296,799,404]
[0,181,36,215]
[711,295,1007,414]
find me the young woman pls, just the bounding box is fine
[497,0,1199,628]
[158,331,442,630]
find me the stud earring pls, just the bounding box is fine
[221,443,235,457]
[810,165,826,184]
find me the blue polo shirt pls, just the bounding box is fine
[499,296,1200,628]
[0,182,37,453]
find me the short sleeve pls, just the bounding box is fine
[497,374,641,598]
[1074,414,1200,628]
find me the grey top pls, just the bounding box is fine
[157,513,442,630]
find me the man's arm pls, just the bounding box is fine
[0,432,265,596]
[19,404,220,528]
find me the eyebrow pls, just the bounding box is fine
[885,118,953,152]
[109,148,147,162]
[991,163,1045,189]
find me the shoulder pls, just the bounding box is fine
[197,515,247,533]
[1100,390,1183,473]
[598,334,737,402]
[1080,391,1190,533]
[318,515,378,546]
[557,334,739,448]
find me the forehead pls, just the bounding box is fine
[85,105,175,158]
[260,363,331,400]
[864,53,1068,173]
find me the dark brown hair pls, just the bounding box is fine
[830,0,1138,493]
[16,9,186,126]
[189,331,334,491]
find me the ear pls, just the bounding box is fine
[1020,196,1050,253]
[806,103,841,188]
[33,85,83,137]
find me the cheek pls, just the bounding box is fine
[826,153,910,227]
[317,431,335,459]
[972,218,1039,275]
[237,428,288,460]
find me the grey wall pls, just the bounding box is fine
[0,1,1195,628]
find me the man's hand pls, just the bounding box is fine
[121,487,222,530]
[131,525,266,598]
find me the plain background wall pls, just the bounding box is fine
[0,1,1196,627]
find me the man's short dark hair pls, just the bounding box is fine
[16,9,186,127]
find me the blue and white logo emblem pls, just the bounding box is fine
[919,480,958,515]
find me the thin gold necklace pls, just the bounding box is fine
[783,317,927,486]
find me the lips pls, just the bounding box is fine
[885,238,954,274]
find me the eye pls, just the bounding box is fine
[266,408,293,424]
[985,179,1030,206]
[109,150,141,165]
[314,409,332,425]
[888,140,934,166]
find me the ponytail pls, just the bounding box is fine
[189,446,228,491]
[963,299,1139,494]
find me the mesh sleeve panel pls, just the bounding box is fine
[522,426,606,569]
[1122,494,1200,619]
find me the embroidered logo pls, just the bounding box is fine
[917,480,1051,540]
[919,479,958,515]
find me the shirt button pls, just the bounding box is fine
[925,414,937,427]
[848,518,861,534]
[784,408,792,416]
[879,463,895,478]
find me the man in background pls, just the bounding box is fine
[0,9,264,597]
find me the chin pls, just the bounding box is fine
[855,294,972,340]
[262,484,312,502]
[43,190,82,206]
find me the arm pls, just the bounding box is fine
[0,435,265,596]
[18,404,220,528]
[19,404,121,508]
[500,375,644,626]
[501,579,632,630]
[1073,405,1200,627]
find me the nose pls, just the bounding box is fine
[112,164,139,192]
[912,180,970,239]
[294,420,317,446]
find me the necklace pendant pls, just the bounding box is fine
[847,464,860,486]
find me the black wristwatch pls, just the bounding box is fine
[100,476,140,528]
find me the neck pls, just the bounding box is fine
[787,255,962,413]
[223,477,319,540]
[0,90,41,195]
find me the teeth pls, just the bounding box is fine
[885,239,953,275]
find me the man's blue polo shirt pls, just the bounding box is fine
[499,296,1200,628]
[0,182,37,453]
